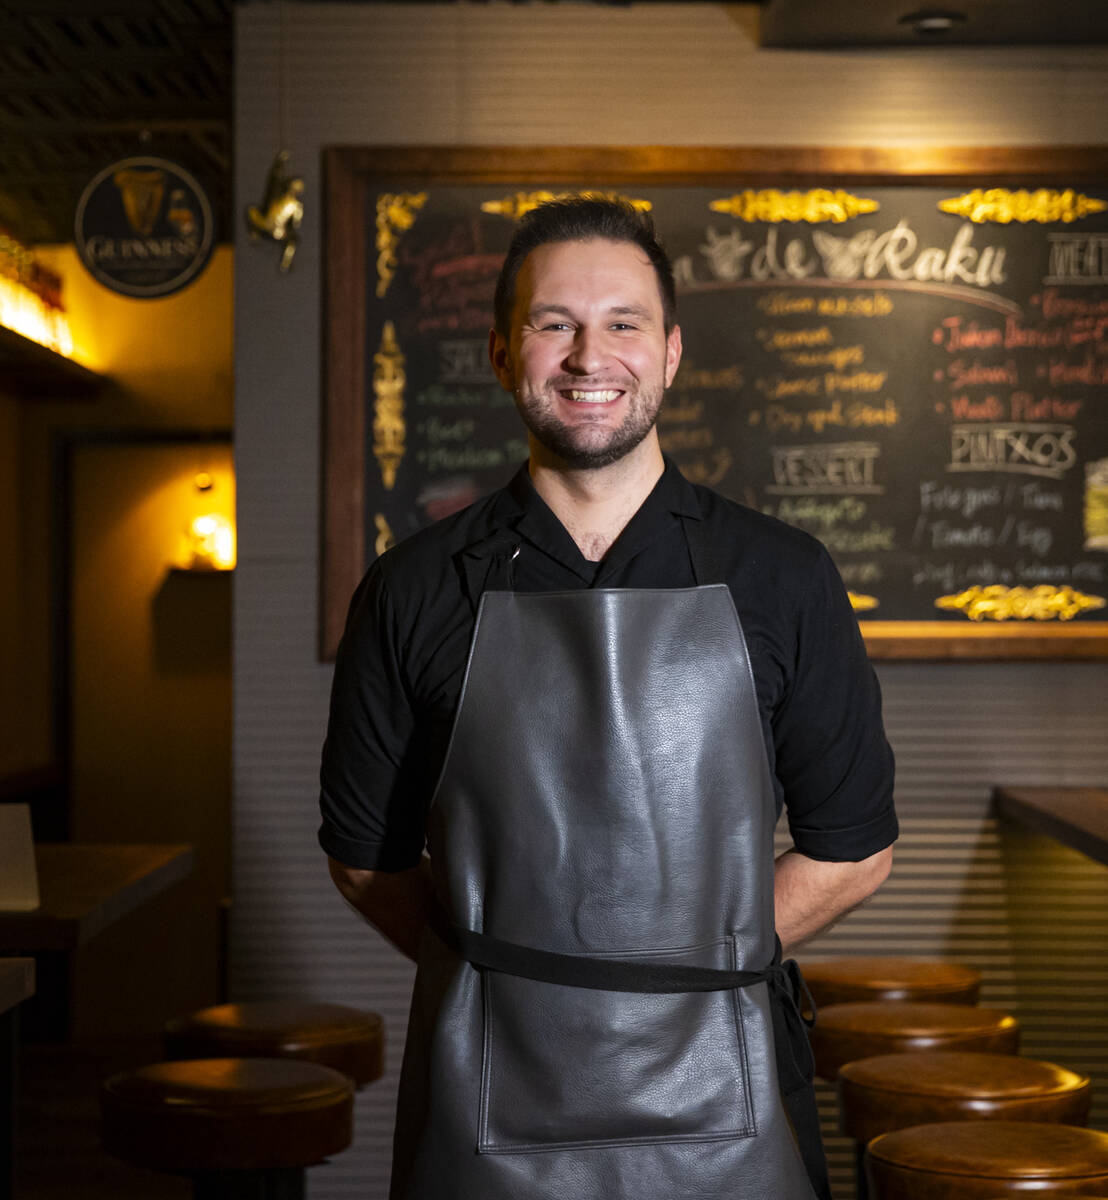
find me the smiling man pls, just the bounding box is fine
[321,197,897,1200]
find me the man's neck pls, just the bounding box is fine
[528,435,665,562]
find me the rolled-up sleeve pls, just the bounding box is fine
[774,544,897,862]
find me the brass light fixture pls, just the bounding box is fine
[898,9,968,35]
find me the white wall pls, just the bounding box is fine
[233,6,1108,1196]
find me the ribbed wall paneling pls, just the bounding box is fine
[235,6,1108,1195]
[782,661,1108,1199]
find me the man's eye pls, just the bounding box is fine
[610,323,637,331]
[541,322,571,332]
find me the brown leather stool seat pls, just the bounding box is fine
[840,1051,1091,1198]
[866,1121,1108,1198]
[801,958,981,1008]
[839,1051,1092,1144]
[102,1058,354,1198]
[165,1002,384,1087]
[810,1001,1019,1080]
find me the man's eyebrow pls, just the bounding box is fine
[526,303,654,321]
[526,304,574,321]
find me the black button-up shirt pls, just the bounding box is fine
[320,459,896,871]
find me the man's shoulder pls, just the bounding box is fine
[689,479,826,572]
[376,483,516,589]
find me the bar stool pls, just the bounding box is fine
[801,958,980,1009]
[865,1121,1108,1198]
[164,1002,384,1088]
[839,1052,1091,1199]
[810,1001,1019,1081]
[101,1057,354,1199]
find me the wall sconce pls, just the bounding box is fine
[184,471,236,571]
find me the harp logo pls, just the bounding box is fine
[75,156,214,298]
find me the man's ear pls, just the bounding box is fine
[488,327,514,392]
[664,324,683,389]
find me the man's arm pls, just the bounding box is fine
[327,856,434,962]
[774,845,892,956]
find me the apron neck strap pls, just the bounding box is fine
[680,514,722,587]
[460,535,521,611]
[461,515,720,605]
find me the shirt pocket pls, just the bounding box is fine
[476,938,757,1154]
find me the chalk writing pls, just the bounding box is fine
[679,447,733,487]
[949,424,1078,479]
[769,442,882,494]
[839,561,884,586]
[439,339,492,383]
[659,427,714,452]
[1045,233,1108,283]
[769,496,869,530]
[416,383,514,409]
[920,481,1003,519]
[357,180,1108,630]
[781,345,866,371]
[672,364,744,390]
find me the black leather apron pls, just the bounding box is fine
[390,525,829,1200]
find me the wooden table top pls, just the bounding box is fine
[0,958,35,1015]
[994,787,1108,866]
[0,844,194,951]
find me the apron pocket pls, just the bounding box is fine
[476,938,756,1153]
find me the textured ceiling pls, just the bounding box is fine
[1,0,1104,244]
[760,0,1108,47]
[0,0,232,244]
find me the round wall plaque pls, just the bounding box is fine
[74,156,215,298]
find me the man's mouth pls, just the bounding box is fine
[562,389,622,404]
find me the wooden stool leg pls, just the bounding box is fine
[191,1167,306,1200]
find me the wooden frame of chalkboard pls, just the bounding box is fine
[322,145,1108,662]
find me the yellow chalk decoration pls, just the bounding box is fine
[376,192,427,298]
[935,584,1106,622]
[709,189,879,224]
[373,321,406,490]
[481,191,652,221]
[938,188,1107,225]
[374,512,396,557]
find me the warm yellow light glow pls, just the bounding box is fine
[189,513,236,570]
[0,273,76,359]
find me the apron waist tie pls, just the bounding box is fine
[429,905,831,1200]
[431,909,783,994]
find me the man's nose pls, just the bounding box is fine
[563,326,608,375]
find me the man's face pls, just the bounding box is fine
[489,238,682,470]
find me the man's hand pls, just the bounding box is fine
[774,845,892,956]
[327,856,434,962]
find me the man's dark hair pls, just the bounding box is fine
[492,195,677,336]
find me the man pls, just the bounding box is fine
[321,197,896,1199]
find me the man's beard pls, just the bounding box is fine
[513,378,665,470]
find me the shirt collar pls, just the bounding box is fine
[469,456,702,582]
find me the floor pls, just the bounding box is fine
[15,1037,188,1200]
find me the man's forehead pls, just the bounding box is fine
[520,237,652,275]
[513,238,660,309]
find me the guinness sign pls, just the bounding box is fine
[75,156,215,298]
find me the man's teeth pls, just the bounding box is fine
[567,389,620,403]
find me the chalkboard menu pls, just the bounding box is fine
[323,147,1108,660]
